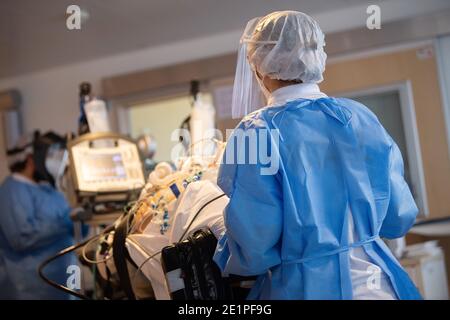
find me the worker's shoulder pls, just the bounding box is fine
[0,176,16,200]
[334,97,392,144]
[0,176,33,197]
[0,175,14,189]
[333,97,380,124]
[236,106,282,130]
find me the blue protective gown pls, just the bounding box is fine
[213,97,422,300]
[0,175,75,299]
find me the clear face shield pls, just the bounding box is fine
[231,17,275,119]
[44,143,67,185]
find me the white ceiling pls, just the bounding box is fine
[1,0,449,79]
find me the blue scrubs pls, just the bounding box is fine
[214,97,422,299]
[0,176,74,299]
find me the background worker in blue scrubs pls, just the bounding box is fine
[214,11,422,300]
[0,133,75,299]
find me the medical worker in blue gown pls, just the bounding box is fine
[213,11,422,300]
[0,135,74,299]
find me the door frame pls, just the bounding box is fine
[337,81,429,217]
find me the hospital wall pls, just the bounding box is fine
[0,30,241,143]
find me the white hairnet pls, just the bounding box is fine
[6,134,34,168]
[231,11,327,118]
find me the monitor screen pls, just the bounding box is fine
[80,152,127,182]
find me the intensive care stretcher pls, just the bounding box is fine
[38,133,254,300]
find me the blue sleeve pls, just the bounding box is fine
[213,121,283,276]
[380,140,419,239]
[0,183,73,252]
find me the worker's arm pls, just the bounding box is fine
[380,140,419,239]
[0,185,72,252]
[214,123,283,276]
